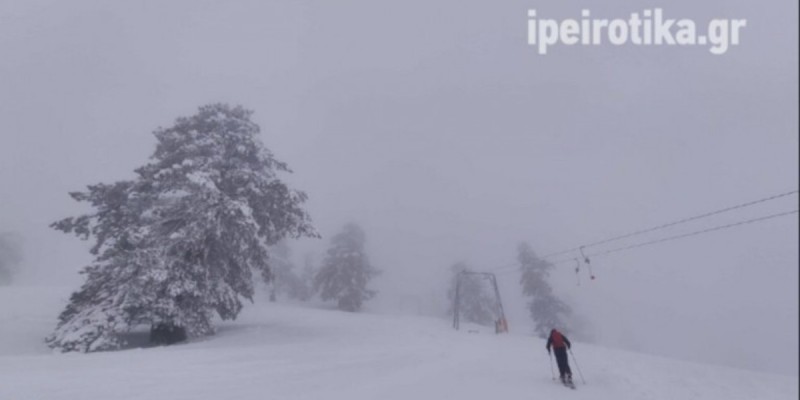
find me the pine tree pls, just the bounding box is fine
[0,233,23,285]
[47,104,317,352]
[294,254,316,301]
[313,224,378,312]
[447,262,498,326]
[518,242,571,338]
[265,241,311,302]
[266,241,293,302]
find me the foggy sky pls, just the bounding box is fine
[1,0,797,374]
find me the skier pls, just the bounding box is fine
[546,328,573,386]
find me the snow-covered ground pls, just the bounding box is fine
[0,286,796,400]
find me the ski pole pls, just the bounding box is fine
[548,351,556,381]
[568,347,586,384]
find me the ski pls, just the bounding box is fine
[558,379,576,389]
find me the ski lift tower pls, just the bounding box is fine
[452,271,508,333]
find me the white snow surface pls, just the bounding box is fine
[0,286,796,400]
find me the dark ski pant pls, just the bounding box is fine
[553,347,572,380]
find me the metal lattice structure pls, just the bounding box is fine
[452,271,508,333]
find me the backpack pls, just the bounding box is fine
[551,330,565,348]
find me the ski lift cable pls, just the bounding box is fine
[540,189,798,260]
[487,189,797,273]
[491,208,798,275]
[584,208,798,259]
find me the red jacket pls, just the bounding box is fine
[546,330,571,351]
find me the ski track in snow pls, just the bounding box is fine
[0,286,796,400]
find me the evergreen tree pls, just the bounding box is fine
[313,224,378,311]
[447,262,498,326]
[293,254,316,301]
[518,242,571,338]
[47,104,317,352]
[266,241,293,302]
[265,241,312,302]
[0,233,23,285]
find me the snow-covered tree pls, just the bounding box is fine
[265,241,291,301]
[265,241,311,302]
[447,262,499,326]
[293,253,317,301]
[47,104,317,352]
[0,233,23,285]
[314,224,378,312]
[518,242,571,338]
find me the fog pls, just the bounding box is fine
[0,0,796,375]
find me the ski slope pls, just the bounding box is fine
[0,286,796,400]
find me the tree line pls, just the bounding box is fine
[46,103,566,352]
[47,104,379,352]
